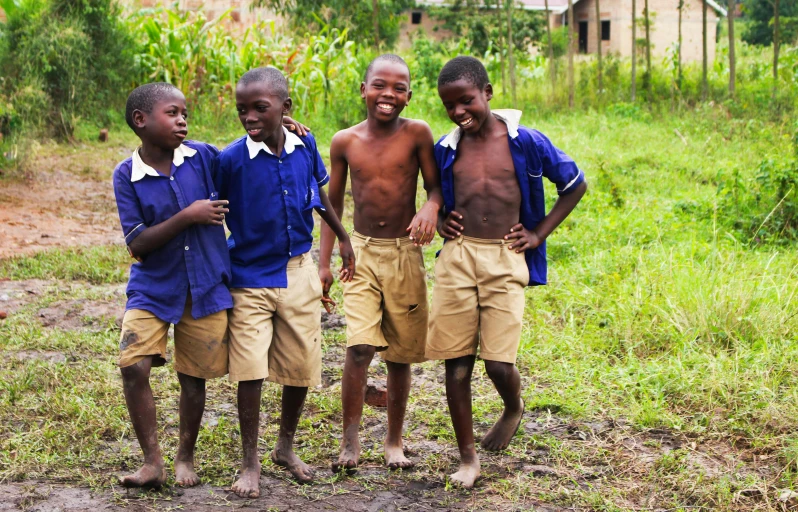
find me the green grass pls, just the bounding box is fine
[1,105,797,509]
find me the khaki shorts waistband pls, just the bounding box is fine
[455,235,510,246]
[286,252,314,268]
[352,231,415,248]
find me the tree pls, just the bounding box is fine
[544,0,555,95]
[507,0,517,107]
[702,0,708,100]
[644,0,651,93]
[595,0,603,93]
[568,0,575,107]
[678,0,684,90]
[741,0,798,46]
[728,0,735,96]
[495,0,507,95]
[774,0,781,97]
[254,0,414,48]
[372,0,380,48]
[632,0,637,101]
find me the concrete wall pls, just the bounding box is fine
[569,0,720,61]
[397,9,453,50]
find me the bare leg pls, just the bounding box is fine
[119,357,167,488]
[480,361,524,452]
[174,372,205,487]
[444,356,480,489]
[271,385,314,483]
[384,361,413,470]
[333,344,375,474]
[232,379,262,498]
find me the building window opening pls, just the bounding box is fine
[411,11,422,24]
[601,20,610,41]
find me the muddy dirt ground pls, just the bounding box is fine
[1,143,795,511]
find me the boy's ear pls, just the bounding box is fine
[485,83,494,101]
[407,89,413,103]
[132,109,146,130]
[360,82,366,99]
[282,97,293,115]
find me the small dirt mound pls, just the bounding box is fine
[37,298,124,331]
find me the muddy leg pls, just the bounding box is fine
[384,361,413,470]
[174,373,205,487]
[119,357,166,488]
[481,361,524,452]
[271,385,314,483]
[333,344,376,474]
[444,356,480,489]
[232,379,262,498]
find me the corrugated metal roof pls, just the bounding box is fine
[416,0,726,16]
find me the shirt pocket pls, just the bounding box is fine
[303,180,324,212]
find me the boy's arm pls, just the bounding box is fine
[505,131,587,253]
[505,182,586,252]
[406,121,443,246]
[128,199,229,258]
[316,187,355,310]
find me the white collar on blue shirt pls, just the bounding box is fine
[439,109,522,150]
[130,144,197,182]
[246,127,305,159]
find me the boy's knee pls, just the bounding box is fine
[484,360,513,381]
[177,372,206,394]
[120,358,152,384]
[347,344,377,365]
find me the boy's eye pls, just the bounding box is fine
[463,99,472,105]
[257,106,267,112]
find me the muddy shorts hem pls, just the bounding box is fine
[266,373,320,388]
[424,348,477,361]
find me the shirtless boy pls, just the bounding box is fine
[427,56,587,489]
[319,54,443,472]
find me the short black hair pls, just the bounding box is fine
[364,54,411,82]
[437,56,490,90]
[125,82,182,131]
[237,66,289,100]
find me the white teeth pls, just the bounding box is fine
[461,118,473,127]
[377,103,395,112]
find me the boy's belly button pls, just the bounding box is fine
[378,221,386,227]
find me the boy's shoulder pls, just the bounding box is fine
[183,139,219,157]
[217,135,249,160]
[112,154,135,182]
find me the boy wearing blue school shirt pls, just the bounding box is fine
[213,67,355,497]
[112,83,232,489]
[427,57,587,489]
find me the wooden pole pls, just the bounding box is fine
[507,0,517,107]
[545,0,555,96]
[372,0,379,49]
[595,0,602,93]
[568,0,575,107]
[702,0,708,100]
[728,0,735,96]
[631,0,637,100]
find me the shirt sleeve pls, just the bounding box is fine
[211,152,228,201]
[307,135,329,186]
[532,130,584,196]
[112,166,147,245]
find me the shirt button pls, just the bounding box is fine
[278,159,282,164]
[283,190,288,195]
[184,246,189,251]
[287,225,292,230]
[288,251,292,256]
[170,176,174,181]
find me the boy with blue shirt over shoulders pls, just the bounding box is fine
[427,57,587,489]
[112,82,232,489]
[214,67,355,497]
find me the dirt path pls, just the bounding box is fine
[0,144,125,258]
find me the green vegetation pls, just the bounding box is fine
[0,0,797,508]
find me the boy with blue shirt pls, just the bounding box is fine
[427,57,587,489]
[113,83,232,489]
[214,67,354,497]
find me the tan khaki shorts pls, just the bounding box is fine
[227,253,322,386]
[343,231,428,364]
[118,295,229,379]
[426,236,529,364]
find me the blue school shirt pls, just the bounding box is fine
[213,128,328,288]
[112,141,233,324]
[434,110,585,286]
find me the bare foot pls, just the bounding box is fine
[271,448,314,484]
[174,459,200,487]
[119,462,166,488]
[231,463,261,498]
[384,441,414,470]
[332,431,359,475]
[449,460,481,489]
[480,398,525,451]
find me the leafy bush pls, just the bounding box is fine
[0,0,136,138]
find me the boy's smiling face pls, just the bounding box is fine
[437,79,493,135]
[132,89,188,150]
[361,60,412,121]
[236,81,291,143]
